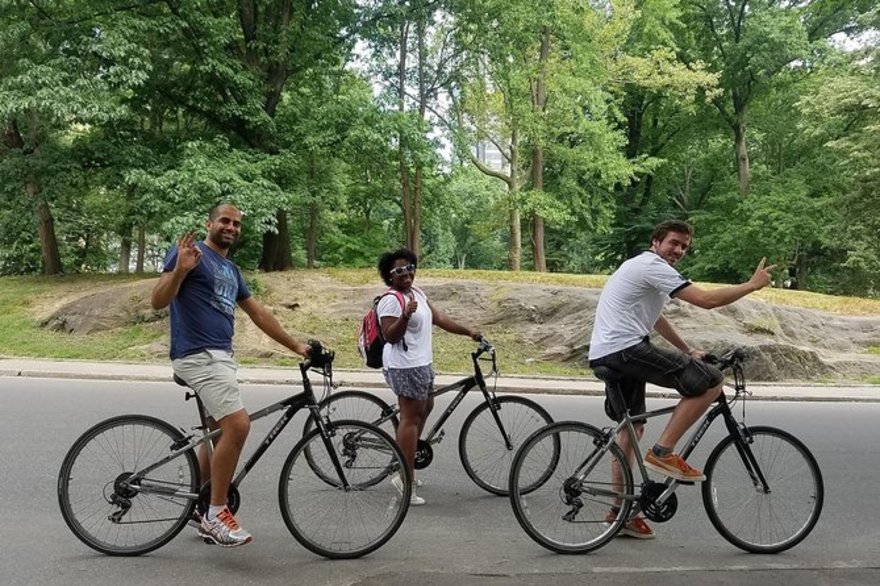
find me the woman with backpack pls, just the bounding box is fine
[376,248,481,505]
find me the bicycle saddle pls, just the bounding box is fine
[592,365,624,383]
[173,374,189,387]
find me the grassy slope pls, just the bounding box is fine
[1,271,879,378]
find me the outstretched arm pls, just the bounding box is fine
[238,297,310,357]
[675,258,775,310]
[429,301,480,340]
[653,315,705,358]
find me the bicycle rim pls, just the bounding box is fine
[509,422,632,554]
[702,425,824,553]
[303,390,398,437]
[458,395,555,495]
[279,420,410,559]
[57,415,199,556]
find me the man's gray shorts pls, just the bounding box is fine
[172,349,244,420]
[590,338,723,422]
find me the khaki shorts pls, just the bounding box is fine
[172,349,244,420]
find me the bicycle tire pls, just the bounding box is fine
[458,395,555,495]
[302,391,399,486]
[509,421,633,554]
[302,390,399,437]
[57,414,199,556]
[279,419,410,559]
[702,425,824,553]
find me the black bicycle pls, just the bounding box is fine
[57,341,411,559]
[509,348,824,554]
[303,337,555,495]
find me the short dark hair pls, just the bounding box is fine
[377,248,418,286]
[651,219,693,244]
[208,202,240,221]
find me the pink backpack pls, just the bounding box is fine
[357,289,407,368]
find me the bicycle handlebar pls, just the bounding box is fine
[704,347,747,371]
[302,339,335,371]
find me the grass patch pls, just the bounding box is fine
[0,274,161,360]
[1,271,878,379]
[742,316,780,335]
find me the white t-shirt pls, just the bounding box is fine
[376,287,433,369]
[588,251,690,360]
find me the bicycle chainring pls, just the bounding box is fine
[414,440,433,470]
[197,482,241,516]
[640,481,678,523]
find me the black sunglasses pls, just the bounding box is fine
[389,264,416,276]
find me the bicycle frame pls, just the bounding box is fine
[578,352,770,508]
[129,357,354,502]
[364,342,509,448]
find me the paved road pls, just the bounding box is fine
[3,377,878,585]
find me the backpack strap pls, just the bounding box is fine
[379,288,409,352]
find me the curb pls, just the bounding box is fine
[2,366,880,403]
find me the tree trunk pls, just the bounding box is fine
[32,188,62,275]
[259,210,292,271]
[136,224,146,274]
[531,145,546,272]
[119,229,132,274]
[305,200,318,269]
[733,115,750,197]
[397,18,415,252]
[529,27,550,272]
[508,129,521,271]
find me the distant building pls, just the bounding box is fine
[473,140,507,172]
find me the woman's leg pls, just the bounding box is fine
[397,396,428,475]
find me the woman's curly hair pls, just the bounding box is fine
[377,248,418,286]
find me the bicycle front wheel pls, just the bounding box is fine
[509,421,632,554]
[702,425,824,553]
[57,415,199,556]
[458,395,554,495]
[279,419,409,559]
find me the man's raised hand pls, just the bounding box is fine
[174,231,202,274]
[750,257,776,290]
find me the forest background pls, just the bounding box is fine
[1,0,879,299]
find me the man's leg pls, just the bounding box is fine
[209,408,250,507]
[656,383,722,449]
[645,383,722,482]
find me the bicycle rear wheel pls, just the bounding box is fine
[702,425,824,553]
[458,395,555,495]
[509,421,632,554]
[302,390,398,437]
[279,419,410,559]
[302,391,399,487]
[57,415,199,556]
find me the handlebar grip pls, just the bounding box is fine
[307,339,333,368]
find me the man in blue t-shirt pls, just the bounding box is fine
[151,203,311,548]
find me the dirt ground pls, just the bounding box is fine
[39,271,880,382]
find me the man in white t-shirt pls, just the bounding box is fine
[588,219,774,538]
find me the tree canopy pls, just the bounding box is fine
[1,0,877,297]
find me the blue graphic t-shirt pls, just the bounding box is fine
[163,242,251,359]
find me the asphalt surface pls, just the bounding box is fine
[2,371,879,586]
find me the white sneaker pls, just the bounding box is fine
[199,506,252,547]
[390,473,426,506]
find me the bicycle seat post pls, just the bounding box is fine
[593,366,649,481]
